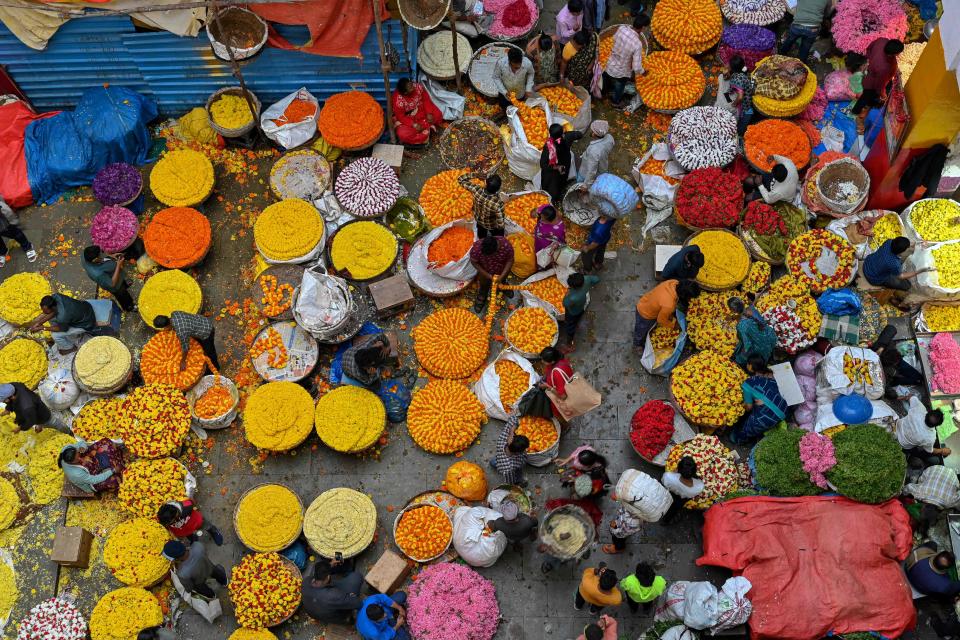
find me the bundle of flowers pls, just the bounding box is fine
[229,552,301,629]
[140,330,206,390]
[407,380,486,454]
[510,95,549,148]
[272,97,317,127]
[831,0,907,54]
[675,167,743,228]
[720,0,786,25]
[751,60,818,117]
[330,221,397,280]
[741,261,771,294]
[485,0,539,38]
[665,434,740,508]
[506,307,557,353]
[526,276,568,314]
[504,192,549,233]
[16,597,87,640]
[652,0,723,54]
[689,230,751,290]
[799,432,836,489]
[421,169,474,227]
[629,400,676,459]
[318,91,384,149]
[760,304,810,354]
[826,423,906,503]
[515,416,557,452]
[495,360,530,410]
[0,338,46,389]
[667,106,736,170]
[138,269,202,329]
[0,273,51,325]
[314,386,386,453]
[407,563,500,640]
[929,332,960,394]
[90,206,138,253]
[799,87,827,122]
[671,351,746,426]
[194,380,234,419]
[428,226,475,267]
[899,42,926,84]
[149,149,215,207]
[922,304,960,332]
[539,85,582,116]
[254,199,324,262]
[744,119,811,171]
[259,274,295,316]
[637,52,706,113]
[210,93,254,129]
[718,25,776,70]
[122,384,191,458]
[756,275,821,351]
[413,308,489,379]
[786,229,855,293]
[753,428,822,496]
[909,199,960,241]
[236,484,303,552]
[335,157,400,217]
[244,381,314,451]
[89,588,163,640]
[740,200,808,262]
[251,326,288,369]
[303,488,377,558]
[650,325,680,349]
[74,336,131,392]
[92,163,142,206]
[686,292,739,357]
[395,504,453,561]
[102,518,172,587]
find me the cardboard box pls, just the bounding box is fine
[50,527,93,568]
[368,275,415,318]
[364,549,412,594]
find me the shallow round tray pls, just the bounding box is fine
[539,504,594,560]
[311,284,368,346]
[480,0,543,42]
[504,307,558,358]
[250,320,319,383]
[406,232,474,297]
[269,150,331,201]
[419,31,472,81]
[233,482,304,552]
[326,220,399,283]
[438,116,504,175]
[254,264,304,321]
[393,502,454,563]
[668,361,729,433]
[469,42,525,97]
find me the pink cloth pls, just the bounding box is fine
[605,25,646,78]
[534,218,565,252]
[555,5,583,43]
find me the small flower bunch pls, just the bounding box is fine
[675,167,743,228]
[668,106,737,170]
[741,261,771,294]
[930,332,960,394]
[17,597,87,640]
[407,380,487,454]
[831,0,907,54]
[799,432,837,489]
[229,553,302,629]
[93,162,142,206]
[407,563,500,640]
[629,400,676,459]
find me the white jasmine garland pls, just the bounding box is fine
[668,107,739,171]
[17,598,87,640]
[720,0,787,26]
[334,157,401,217]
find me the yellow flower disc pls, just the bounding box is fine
[0,478,19,531]
[752,60,818,117]
[689,230,751,290]
[243,381,314,451]
[413,308,489,379]
[0,338,47,389]
[407,380,486,454]
[330,221,398,280]
[138,269,202,329]
[210,93,254,129]
[150,149,215,207]
[118,458,188,517]
[90,587,163,640]
[314,386,386,453]
[506,307,558,354]
[230,631,279,640]
[229,552,301,629]
[236,484,303,552]
[0,272,51,325]
[27,432,75,505]
[103,518,172,587]
[254,199,324,261]
[671,351,747,426]
[304,488,376,557]
[0,562,14,621]
[74,336,131,391]
[755,275,821,341]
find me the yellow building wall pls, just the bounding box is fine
[903,29,960,148]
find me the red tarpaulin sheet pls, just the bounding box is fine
[0,101,57,208]
[250,0,389,58]
[697,496,916,640]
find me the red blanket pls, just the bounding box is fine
[697,496,915,640]
[0,101,56,208]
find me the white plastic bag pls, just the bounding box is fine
[260,87,319,149]
[294,266,355,339]
[420,72,465,120]
[504,96,553,180]
[614,469,672,522]
[474,350,538,421]
[519,268,566,317]
[39,367,80,411]
[820,346,885,399]
[712,577,752,634]
[656,581,690,622]
[915,238,960,298]
[423,219,478,281]
[170,569,223,623]
[452,506,508,567]
[683,582,720,630]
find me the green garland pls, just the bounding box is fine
[717,488,769,502]
[748,203,808,261]
[754,428,822,496]
[826,423,906,504]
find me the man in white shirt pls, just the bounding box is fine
[494,48,535,109]
[661,457,704,524]
[757,155,799,204]
[603,14,650,107]
[897,397,951,467]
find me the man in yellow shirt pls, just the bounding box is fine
[633,279,700,354]
[574,563,622,614]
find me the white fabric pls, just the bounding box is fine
[897,396,937,453]
[493,56,535,96]
[662,472,705,498]
[683,582,720,630]
[579,134,615,185]
[758,155,799,204]
[452,506,508,567]
[474,350,538,420]
[614,468,672,522]
[420,73,466,120]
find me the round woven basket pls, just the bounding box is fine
[0,335,49,390]
[684,228,751,291]
[206,86,261,138]
[419,31,473,81]
[439,116,504,175]
[186,374,240,429]
[392,503,454,563]
[398,0,450,29]
[206,7,268,61]
[115,184,144,208]
[504,307,558,358]
[816,158,870,215]
[629,400,698,466]
[233,483,304,552]
[72,338,134,395]
[538,504,594,560]
[481,0,543,42]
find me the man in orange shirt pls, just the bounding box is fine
[633,279,700,354]
[574,563,622,614]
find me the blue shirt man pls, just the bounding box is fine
[863,237,930,291]
[356,592,409,640]
[580,216,616,274]
[906,548,960,598]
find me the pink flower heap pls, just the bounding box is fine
[799,432,836,489]
[930,333,960,395]
[831,0,907,54]
[408,563,500,640]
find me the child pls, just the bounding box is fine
[561,272,600,349]
[580,215,616,273]
[620,562,666,613]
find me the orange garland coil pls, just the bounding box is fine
[407,380,487,454]
[251,327,289,369]
[413,308,489,379]
[428,226,475,267]
[635,51,706,111]
[140,331,206,391]
[744,119,812,171]
[317,91,384,149]
[420,169,474,227]
[515,416,557,452]
[143,207,212,268]
[504,193,550,234]
[506,307,557,354]
[651,0,723,54]
[395,505,452,561]
[259,275,295,316]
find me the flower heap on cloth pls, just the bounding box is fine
[194,380,234,419]
[741,201,808,262]
[254,199,325,262]
[243,381,314,451]
[421,169,474,227]
[27,432,75,505]
[827,423,906,503]
[753,428,821,495]
[751,57,818,117]
[330,221,398,280]
[90,206,138,253]
[259,274,295,316]
[665,434,740,508]
[413,308,489,379]
[515,416,557,452]
[527,276,568,313]
[236,484,303,552]
[229,630,278,640]
[74,336,131,392]
[504,192,550,233]
[334,157,400,217]
[16,597,87,640]
[209,93,254,129]
[318,91,384,149]
[831,0,907,54]
[671,351,747,426]
[495,360,530,410]
[930,333,960,394]
[720,0,786,25]
[143,207,211,268]
[756,275,821,352]
[909,199,960,241]
[122,384,191,458]
[786,229,856,293]
[0,477,17,530]
[140,330,206,390]
[636,52,706,113]
[150,149,215,207]
[0,273,51,325]
[868,213,903,250]
[251,326,288,369]
[428,226,475,267]
[510,96,549,148]
[138,269,202,329]
[303,488,377,558]
[843,351,874,386]
[675,167,743,228]
[686,292,740,357]
[229,552,301,629]
[923,305,960,332]
[744,119,811,171]
[0,339,46,388]
[741,261,771,295]
[486,0,539,38]
[630,399,676,459]
[395,504,453,561]
[314,386,386,453]
[689,230,751,290]
[668,106,737,170]
[799,432,837,489]
[408,380,487,454]
[506,307,557,354]
[651,0,723,54]
[539,86,583,116]
[89,588,163,640]
[93,162,142,206]
[73,398,125,440]
[407,563,501,640]
[102,518,172,587]
[899,43,926,84]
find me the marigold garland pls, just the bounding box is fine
[689,231,751,290]
[89,588,162,640]
[303,488,377,558]
[413,308,489,379]
[118,457,188,517]
[538,85,582,116]
[194,381,234,419]
[515,415,557,452]
[27,432,75,505]
[0,273,51,326]
[314,386,386,453]
[509,95,549,148]
[243,381,314,451]
[395,504,452,561]
[504,192,550,233]
[73,398,125,441]
[665,434,740,508]
[74,336,132,391]
[143,207,211,268]
[0,477,18,531]
[229,552,301,629]
[149,149,215,207]
[506,307,557,354]
[741,261,771,294]
[785,229,856,293]
[258,274,295,316]
[254,199,324,262]
[420,169,474,227]
[671,351,746,426]
[636,51,705,111]
[744,119,811,171]
[236,484,303,552]
[330,221,398,280]
[122,384,191,458]
[250,326,288,369]
[0,338,46,389]
[138,269,202,329]
[318,91,384,149]
[652,0,722,54]
[102,518,172,587]
[407,380,486,454]
[140,330,205,390]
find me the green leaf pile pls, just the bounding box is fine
[827,423,906,504]
[754,428,822,496]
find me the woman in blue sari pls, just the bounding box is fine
[731,356,789,444]
[729,297,778,367]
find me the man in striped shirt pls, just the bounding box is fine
[603,14,650,107]
[154,311,219,370]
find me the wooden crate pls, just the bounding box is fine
[50,527,93,568]
[368,274,415,318]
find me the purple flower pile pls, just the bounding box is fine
[90,206,139,253]
[721,24,776,52]
[407,563,500,640]
[92,163,142,206]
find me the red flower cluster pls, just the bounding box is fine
[675,167,743,228]
[629,400,676,459]
[742,200,787,236]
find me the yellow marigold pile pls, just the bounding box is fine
[868,213,904,250]
[636,51,706,111]
[123,384,191,458]
[0,272,51,325]
[686,292,739,357]
[118,457,188,517]
[89,588,163,640]
[73,397,124,441]
[141,330,205,390]
[505,192,550,233]
[229,552,301,629]
[923,304,960,332]
[671,351,746,426]
[330,221,398,280]
[527,276,568,314]
[236,484,303,552]
[408,380,486,454]
[74,336,131,391]
[395,504,452,561]
[515,416,557,452]
[740,261,771,294]
[230,631,278,640]
[138,269,202,329]
[689,231,751,290]
[0,338,46,388]
[413,308,489,379]
[755,275,822,341]
[909,199,960,242]
[933,243,960,288]
[539,85,583,115]
[420,169,474,227]
[27,432,75,504]
[650,325,681,349]
[495,360,530,410]
[103,518,172,587]
[210,93,254,129]
[652,0,722,53]
[751,58,818,117]
[314,386,386,453]
[244,381,314,451]
[150,149,215,207]
[506,307,557,354]
[0,478,18,531]
[510,95,549,148]
[254,199,324,261]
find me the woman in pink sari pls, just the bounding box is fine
[392,78,444,146]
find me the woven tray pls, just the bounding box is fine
[233,483,304,552]
[539,504,595,560]
[250,320,319,383]
[269,150,331,201]
[481,0,543,42]
[439,116,504,175]
[206,86,261,138]
[468,42,524,97]
[398,0,450,29]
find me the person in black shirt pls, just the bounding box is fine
[0,382,64,433]
[302,558,364,623]
[487,500,538,546]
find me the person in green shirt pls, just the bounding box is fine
[561,272,600,350]
[82,246,134,311]
[619,562,665,613]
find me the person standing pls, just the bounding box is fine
[153,311,219,370]
[576,615,618,640]
[458,173,506,238]
[469,235,514,313]
[29,293,96,355]
[561,30,599,89]
[526,33,562,87]
[562,272,600,349]
[619,562,666,613]
[660,456,704,524]
[555,0,584,44]
[574,563,622,614]
[493,48,535,108]
[779,0,835,63]
[532,204,566,260]
[603,15,650,108]
[852,38,905,134]
[723,55,756,135]
[579,120,615,185]
[302,558,365,624]
[493,415,530,486]
[540,124,574,205]
[633,279,700,353]
[356,592,410,640]
[81,246,135,312]
[580,215,616,274]
[391,78,444,147]
[0,196,37,267]
[157,499,224,545]
[162,540,228,598]
[602,498,642,554]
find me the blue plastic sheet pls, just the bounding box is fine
[814,102,858,155]
[817,288,863,316]
[24,86,157,205]
[908,0,938,19]
[330,321,412,422]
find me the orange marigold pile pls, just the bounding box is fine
[506,307,557,353]
[744,119,811,171]
[140,330,206,390]
[510,96,549,148]
[515,416,557,452]
[652,0,723,53]
[413,308,489,379]
[251,327,289,369]
[538,85,583,115]
[395,505,452,560]
[194,382,234,419]
[527,277,568,314]
[428,226,475,266]
[407,380,486,454]
[420,169,474,227]
[317,91,383,149]
[495,360,529,410]
[636,51,706,111]
[505,192,550,234]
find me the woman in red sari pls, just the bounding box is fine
[539,346,575,429]
[392,77,444,146]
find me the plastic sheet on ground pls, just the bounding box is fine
[0,100,57,207]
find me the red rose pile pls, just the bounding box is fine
[629,400,676,459]
[741,200,786,236]
[675,167,743,228]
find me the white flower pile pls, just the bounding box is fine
[721,0,787,25]
[335,157,401,217]
[17,598,87,640]
[668,107,739,171]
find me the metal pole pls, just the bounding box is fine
[209,0,260,129]
[370,0,397,143]
[449,10,462,90]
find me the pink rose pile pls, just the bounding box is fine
[90,206,139,253]
[407,563,500,640]
[930,333,960,394]
[799,432,837,489]
[485,0,539,38]
[831,0,907,54]
[17,597,87,640]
